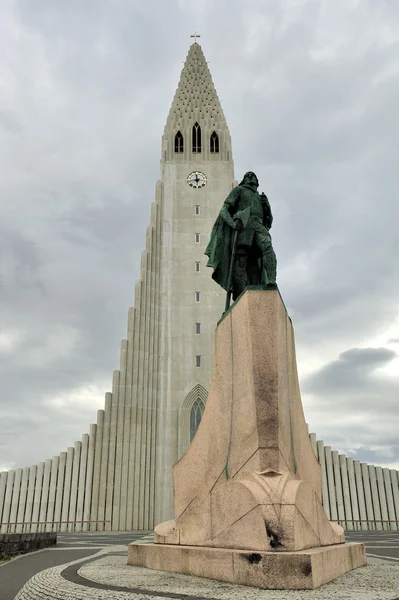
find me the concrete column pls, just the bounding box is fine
[112,340,128,530]
[142,230,156,531]
[68,441,82,532]
[316,441,330,518]
[61,447,74,532]
[369,465,382,530]
[105,372,120,531]
[148,199,162,529]
[39,460,52,532]
[76,433,89,532]
[83,423,98,531]
[1,470,15,533]
[127,285,143,530]
[9,469,22,534]
[83,424,96,531]
[324,446,337,522]
[376,466,389,530]
[98,394,112,531]
[120,308,135,531]
[54,452,67,531]
[90,410,104,531]
[309,433,317,457]
[332,450,345,524]
[138,251,151,530]
[361,462,375,530]
[146,214,161,531]
[390,470,399,528]
[0,472,7,525]
[383,468,397,531]
[354,460,368,530]
[133,276,146,530]
[16,467,29,533]
[24,466,37,532]
[347,458,360,530]
[339,455,353,530]
[31,462,44,533]
[46,457,59,531]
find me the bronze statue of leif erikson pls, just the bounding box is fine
[205,171,277,311]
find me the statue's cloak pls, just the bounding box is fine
[205,216,262,293]
[205,215,233,292]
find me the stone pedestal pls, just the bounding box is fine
[128,289,366,589]
[128,542,366,590]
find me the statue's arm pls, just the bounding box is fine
[219,187,240,228]
[261,192,273,229]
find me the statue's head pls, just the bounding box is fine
[239,171,259,189]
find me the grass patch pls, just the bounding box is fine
[0,552,11,562]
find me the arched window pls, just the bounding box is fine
[210,131,219,153]
[174,131,184,153]
[192,122,201,153]
[190,397,205,442]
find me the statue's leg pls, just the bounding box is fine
[254,230,277,286]
[233,251,248,299]
[263,248,277,285]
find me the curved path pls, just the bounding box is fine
[0,531,147,599]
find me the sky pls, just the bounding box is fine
[0,0,398,473]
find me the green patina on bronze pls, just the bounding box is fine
[205,171,277,311]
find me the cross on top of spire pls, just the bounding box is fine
[190,32,201,43]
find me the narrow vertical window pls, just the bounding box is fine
[195,233,200,243]
[190,398,205,442]
[195,205,200,215]
[195,262,200,272]
[196,322,201,334]
[210,131,219,153]
[196,355,201,367]
[174,131,184,153]
[192,122,201,153]
[195,292,200,302]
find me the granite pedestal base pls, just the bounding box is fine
[128,541,366,590]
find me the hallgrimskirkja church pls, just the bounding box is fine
[0,42,398,533]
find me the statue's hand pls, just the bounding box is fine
[234,218,244,231]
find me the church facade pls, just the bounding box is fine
[0,43,398,533]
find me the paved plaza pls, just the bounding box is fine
[0,530,398,599]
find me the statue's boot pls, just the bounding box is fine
[263,248,277,285]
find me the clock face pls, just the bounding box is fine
[187,171,207,189]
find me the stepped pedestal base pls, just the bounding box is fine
[128,541,366,590]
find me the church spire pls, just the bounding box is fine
[162,43,232,162]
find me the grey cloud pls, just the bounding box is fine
[304,347,397,393]
[0,110,23,134]
[0,0,398,470]
[303,347,399,465]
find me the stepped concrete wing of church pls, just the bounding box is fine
[1,42,399,534]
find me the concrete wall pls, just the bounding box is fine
[1,427,398,532]
[310,433,399,531]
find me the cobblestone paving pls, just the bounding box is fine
[11,532,399,600]
[0,531,150,599]
[14,547,399,599]
[79,554,399,600]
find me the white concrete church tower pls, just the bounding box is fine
[154,41,234,523]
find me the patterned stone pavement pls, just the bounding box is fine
[1,531,399,600]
